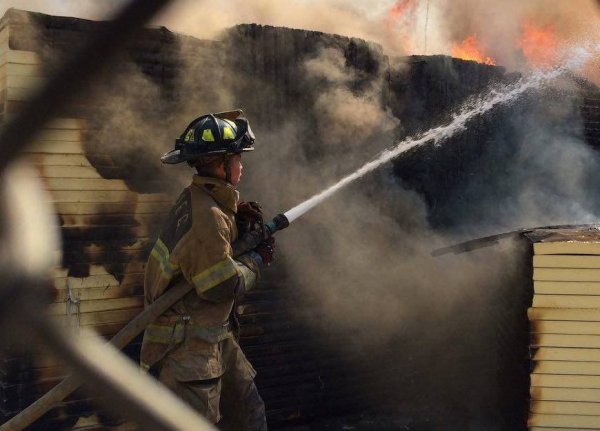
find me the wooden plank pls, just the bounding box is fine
[48,297,144,316]
[0,63,41,78]
[530,428,600,431]
[531,400,600,415]
[535,255,600,269]
[532,387,600,403]
[45,118,85,130]
[529,413,600,429]
[54,263,146,278]
[1,74,44,90]
[27,153,92,167]
[535,242,600,256]
[532,320,600,335]
[531,334,600,349]
[43,178,130,191]
[531,374,600,389]
[60,212,166,228]
[534,268,600,282]
[533,361,600,376]
[52,273,146,290]
[535,281,600,296]
[533,348,600,362]
[60,225,154,241]
[53,274,121,290]
[4,86,34,101]
[49,190,138,203]
[533,295,600,308]
[0,50,40,65]
[529,308,600,322]
[52,308,141,326]
[36,166,101,179]
[50,190,170,203]
[4,117,84,130]
[54,202,171,215]
[25,141,84,155]
[37,129,82,142]
[56,238,153,251]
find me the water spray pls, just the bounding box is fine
[235,45,596,254]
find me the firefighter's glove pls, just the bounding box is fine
[236,201,263,236]
[254,236,275,266]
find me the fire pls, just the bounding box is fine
[388,0,415,20]
[451,35,496,66]
[386,0,418,53]
[517,21,559,68]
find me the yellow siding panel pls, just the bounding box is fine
[54,202,171,214]
[531,334,600,349]
[532,321,600,336]
[49,190,139,203]
[535,255,600,269]
[0,63,41,78]
[531,387,600,403]
[529,413,600,429]
[530,428,600,431]
[533,295,600,309]
[28,153,92,167]
[37,166,102,178]
[535,242,600,256]
[4,50,41,64]
[48,297,144,316]
[52,308,142,327]
[533,348,600,362]
[533,361,600,376]
[43,178,130,191]
[531,374,600,389]
[0,74,43,91]
[531,400,600,415]
[37,129,82,142]
[54,284,142,302]
[529,308,600,322]
[26,141,83,154]
[534,268,600,282]
[535,281,600,296]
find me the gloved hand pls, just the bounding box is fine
[254,236,275,266]
[236,201,263,236]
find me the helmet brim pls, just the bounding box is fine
[161,147,254,164]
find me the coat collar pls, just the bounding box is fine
[192,176,239,213]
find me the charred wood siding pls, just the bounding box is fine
[0,13,171,428]
[1,7,600,431]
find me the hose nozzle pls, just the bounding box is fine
[266,213,290,235]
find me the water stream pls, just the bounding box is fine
[283,47,596,224]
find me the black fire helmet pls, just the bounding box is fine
[161,109,255,164]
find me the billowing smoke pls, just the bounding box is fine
[6,1,600,77]
[434,0,600,72]
[0,0,121,19]
[5,2,600,428]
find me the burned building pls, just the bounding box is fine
[1,7,600,431]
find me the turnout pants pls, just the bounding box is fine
[158,337,267,431]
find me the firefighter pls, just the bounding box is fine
[140,110,272,430]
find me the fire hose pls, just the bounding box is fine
[0,213,290,431]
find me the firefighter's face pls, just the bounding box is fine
[227,154,243,187]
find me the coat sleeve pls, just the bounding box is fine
[173,207,259,302]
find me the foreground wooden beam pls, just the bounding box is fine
[0,280,193,431]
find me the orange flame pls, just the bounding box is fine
[451,35,496,65]
[517,21,559,69]
[386,0,418,53]
[389,0,415,20]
